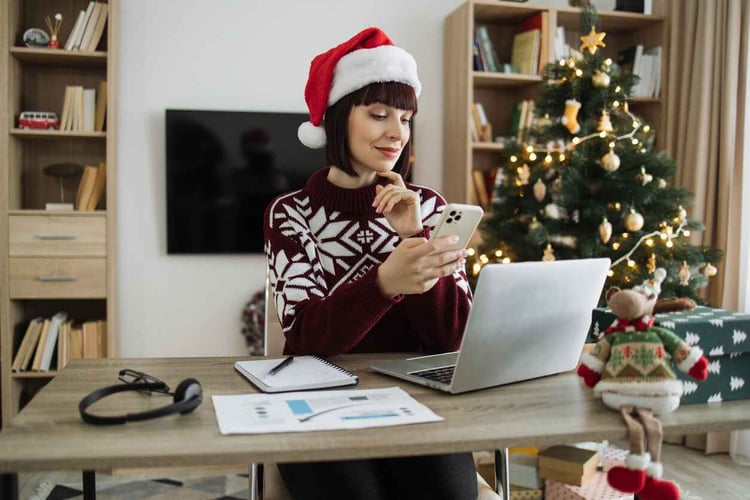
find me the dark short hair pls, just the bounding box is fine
[324,82,418,177]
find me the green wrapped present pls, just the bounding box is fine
[588,306,750,404]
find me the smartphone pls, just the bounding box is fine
[429,203,484,249]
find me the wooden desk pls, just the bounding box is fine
[2,355,750,496]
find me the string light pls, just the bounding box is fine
[494,250,503,257]
[479,254,489,264]
[646,238,654,246]
[528,152,537,161]
[510,155,518,163]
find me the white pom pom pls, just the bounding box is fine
[298,121,326,148]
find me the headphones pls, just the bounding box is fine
[79,369,203,425]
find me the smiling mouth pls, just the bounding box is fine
[376,147,401,158]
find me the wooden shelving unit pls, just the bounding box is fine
[0,0,119,428]
[442,0,669,205]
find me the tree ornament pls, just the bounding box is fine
[528,216,542,233]
[579,27,606,55]
[544,203,563,220]
[517,163,531,185]
[677,205,687,222]
[561,99,582,134]
[678,261,691,286]
[600,149,621,172]
[592,70,611,88]
[542,243,556,262]
[639,166,653,185]
[657,178,667,188]
[597,110,614,133]
[533,178,547,202]
[599,217,613,244]
[703,263,718,277]
[624,208,644,231]
[647,253,657,273]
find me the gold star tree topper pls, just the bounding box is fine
[580,27,606,54]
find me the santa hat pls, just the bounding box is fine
[298,27,422,148]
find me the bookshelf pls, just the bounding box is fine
[443,0,669,206]
[0,0,118,428]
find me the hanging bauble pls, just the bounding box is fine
[544,203,562,220]
[579,27,607,55]
[517,163,531,185]
[597,110,614,133]
[592,70,611,88]
[647,253,657,273]
[624,209,644,231]
[639,166,653,185]
[528,216,542,233]
[677,205,687,222]
[561,99,582,134]
[598,217,613,244]
[600,149,621,172]
[703,263,718,277]
[542,243,556,262]
[678,261,691,286]
[657,178,667,189]
[533,178,547,202]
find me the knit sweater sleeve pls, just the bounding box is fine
[264,197,401,356]
[400,186,473,353]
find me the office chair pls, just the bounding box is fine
[250,275,503,500]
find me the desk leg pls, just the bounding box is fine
[0,473,18,500]
[249,463,264,500]
[494,448,509,500]
[82,470,96,499]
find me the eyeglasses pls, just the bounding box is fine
[118,369,170,395]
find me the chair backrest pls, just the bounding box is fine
[264,275,286,356]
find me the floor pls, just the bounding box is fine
[16,442,750,499]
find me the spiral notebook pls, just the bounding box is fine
[234,356,358,393]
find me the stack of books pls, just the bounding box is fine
[60,81,107,133]
[64,1,109,52]
[538,444,600,486]
[75,162,107,211]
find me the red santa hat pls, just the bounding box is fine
[298,27,422,148]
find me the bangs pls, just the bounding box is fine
[355,82,418,113]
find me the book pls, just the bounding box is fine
[19,319,45,371]
[11,318,43,372]
[64,10,86,51]
[520,12,549,75]
[86,162,107,210]
[85,3,109,51]
[234,355,358,393]
[94,80,107,131]
[82,320,100,358]
[39,312,68,371]
[79,2,103,52]
[511,29,540,75]
[539,445,600,476]
[31,319,52,371]
[76,164,98,210]
[74,2,97,50]
[475,25,499,72]
[82,88,96,132]
[473,170,489,209]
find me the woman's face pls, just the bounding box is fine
[347,103,412,177]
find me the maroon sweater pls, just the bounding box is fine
[264,167,472,356]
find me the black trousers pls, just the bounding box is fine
[278,452,478,500]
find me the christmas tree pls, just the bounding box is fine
[475,7,722,303]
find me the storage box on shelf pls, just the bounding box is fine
[589,306,750,404]
[443,0,668,207]
[0,0,118,428]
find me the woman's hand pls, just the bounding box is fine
[373,171,422,238]
[376,235,468,297]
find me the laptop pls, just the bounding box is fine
[370,258,610,393]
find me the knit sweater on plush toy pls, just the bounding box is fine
[264,167,472,356]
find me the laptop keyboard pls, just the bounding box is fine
[410,365,455,385]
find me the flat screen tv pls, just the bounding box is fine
[166,109,325,254]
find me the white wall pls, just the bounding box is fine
[117,0,469,356]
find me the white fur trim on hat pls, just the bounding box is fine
[646,461,664,478]
[298,121,327,149]
[678,346,705,373]
[626,452,651,470]
[328,45,422,106]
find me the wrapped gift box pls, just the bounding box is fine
[588,306,750,404]
[544,459,633,500]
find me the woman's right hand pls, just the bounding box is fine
[376,236,468,297]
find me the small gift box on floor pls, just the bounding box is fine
[588,306,750,404]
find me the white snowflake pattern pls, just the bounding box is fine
[684,331,700,345]
[709,318,724,327]
[730,376,745,391]
[682,380,698,394]
[708,346,725,356]
[707,360,721,375]
[733,329,748,345]
[707,393,723,403]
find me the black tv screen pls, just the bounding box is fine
[166,109,324,254]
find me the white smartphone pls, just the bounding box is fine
[429,203,484,249]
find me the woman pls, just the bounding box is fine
[264,27,477,500]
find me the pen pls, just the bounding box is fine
[266,356,294,377]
